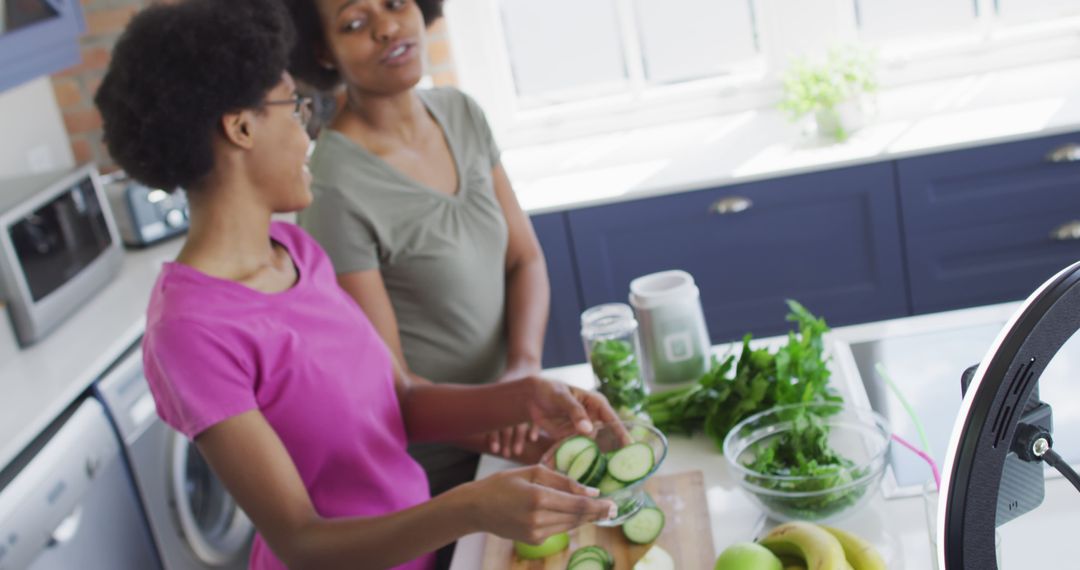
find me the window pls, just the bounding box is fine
[496,0,761,107]
[444,0,1080,142]
[855,0,977,43]
[634,0,759,84]
[996,0,1080,23]
[499,0,627,101]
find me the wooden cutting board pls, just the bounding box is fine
[481,470,715,569]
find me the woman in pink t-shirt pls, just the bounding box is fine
[94,1,620,569]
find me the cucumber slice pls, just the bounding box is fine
[555,436,595,473]
[568,559,607,570]
[617,497,639,518]
[632,545,674,570]
[582,454,608,487]
[589,545,614,567]
[607,442,655,483]
[568,546,612,569]
[566,445,599,483]
[596,474,625,495]
[621,506,665,544]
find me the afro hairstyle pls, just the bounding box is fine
[94,0,296,191]
[283,0,445,92]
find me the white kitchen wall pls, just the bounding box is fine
[0,78,75,180]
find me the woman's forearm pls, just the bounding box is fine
[503,253,550,376]
[399,378,536,442]
[285,484,476,570]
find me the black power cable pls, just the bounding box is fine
[1042,448,1080,494]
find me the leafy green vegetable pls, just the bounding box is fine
[643,300,840,449]
[744,408,868,520]
[589,339,646,414]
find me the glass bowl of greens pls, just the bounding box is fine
[540,421,668,526]
[722,402,890,523]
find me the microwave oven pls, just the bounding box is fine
[0,164,123,346]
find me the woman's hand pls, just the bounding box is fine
[488,422,540,458]
[462,465,616,544]
[524,378,628,442]
[489,365,543,458]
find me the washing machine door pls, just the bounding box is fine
[170,433,254,566]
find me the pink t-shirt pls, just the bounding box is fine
[142,222,435,570]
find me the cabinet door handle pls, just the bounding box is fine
[1045,143,1080,163]
[710,196,753,215]
[1051,221,1080,241]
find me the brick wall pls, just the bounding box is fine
[50,1,458,173]
[51,0,151,172]
[427,19,458,87]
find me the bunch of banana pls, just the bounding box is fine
[758,521,887,570]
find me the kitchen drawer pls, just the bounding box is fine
[567,162,908,342]
[532,212,585,367]
[898,132,1080,314]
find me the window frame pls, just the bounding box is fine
[443,0,1080,147]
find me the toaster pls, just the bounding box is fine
[104,175,189,247]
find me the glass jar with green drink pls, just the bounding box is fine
[580,303,647,419]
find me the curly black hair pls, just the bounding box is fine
[283,0,445,91]
[94,0,296,190]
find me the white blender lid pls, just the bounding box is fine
[629,270,698,309]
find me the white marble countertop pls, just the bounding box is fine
[0,238,183,469]
[505,57,1080,214]
[450,301,1080,569]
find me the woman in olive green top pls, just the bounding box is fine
[284,0,550,498]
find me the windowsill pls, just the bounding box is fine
[504,57,1080,215]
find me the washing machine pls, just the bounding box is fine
[95,342,254,570]
[0,397,160,569]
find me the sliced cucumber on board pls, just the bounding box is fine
[568,559,607,570]
[567,545,613,569]
[621,506,665,544]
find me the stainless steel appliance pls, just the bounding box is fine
[0,397,161,569]
[104,175,189,247]
[0,164,122,346]
[95,343,253,570]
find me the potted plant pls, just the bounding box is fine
[778,47,878,142]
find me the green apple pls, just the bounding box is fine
[513,532,570,560]
[714,542,784,570]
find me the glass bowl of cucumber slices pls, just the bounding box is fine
[541,421,668,527]
[722,402,890,523]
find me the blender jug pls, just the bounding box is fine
[629,270,710,390]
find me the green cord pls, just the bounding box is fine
[875,362,933,454]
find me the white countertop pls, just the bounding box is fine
[0,238,183,469]
[450,302,1080,569]
[505,57,1080,214]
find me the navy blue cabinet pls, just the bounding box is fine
[531,212,585,367]
[897,132,1080,315]
[566,162,909,343]
[0,0,85,93]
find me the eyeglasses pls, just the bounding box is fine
[264,95,314,127]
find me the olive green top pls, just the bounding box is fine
[298,87,509,494]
